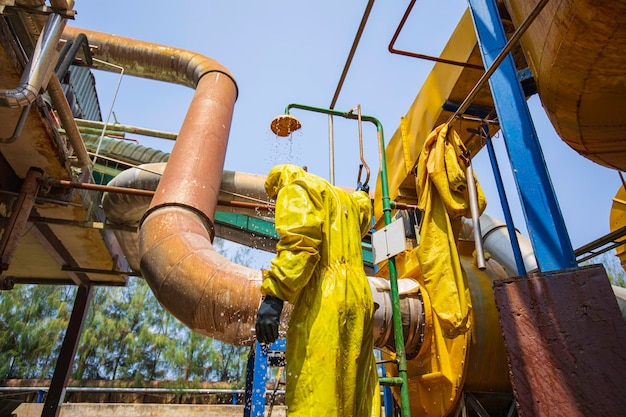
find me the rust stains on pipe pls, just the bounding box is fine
[147,74,237,222]
[47,75,91,168]
[62,26,236,90]
[141,206,265,344]
[137,71,263,345]
[66,26,267,344]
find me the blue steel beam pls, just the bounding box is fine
[467,0,577,272]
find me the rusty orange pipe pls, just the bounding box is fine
[64,27,270,345]
[139,74,265,345]
[62,26,234,88]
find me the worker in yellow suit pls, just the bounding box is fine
[255,164,380,417]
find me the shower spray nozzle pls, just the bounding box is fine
[270,114,302,137]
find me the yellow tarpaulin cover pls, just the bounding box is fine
[416,123,486,337]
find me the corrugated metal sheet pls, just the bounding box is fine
[61,65,102,121]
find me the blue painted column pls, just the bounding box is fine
[244,339,286,417]
[467,0,577,272]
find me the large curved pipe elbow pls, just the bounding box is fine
[68,25,248,343]
[136,67,255,344]
[141,206,263,345]
[62,26,235,89]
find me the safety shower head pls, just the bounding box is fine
[270,114,302,137]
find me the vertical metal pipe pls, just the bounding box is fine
[147,72,237,222]
[0,168,43,271]
[327,115,335,184]
[0,105,30,143]
[466,160,486,269]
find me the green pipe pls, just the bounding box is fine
[74,118,178,141]
[284,103,412,417]
[379,377,405,386]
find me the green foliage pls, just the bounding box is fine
[0,238,254,384]
[582,250,626,288]
[0,285,75,379]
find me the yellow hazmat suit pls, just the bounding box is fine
[261,164,380,417]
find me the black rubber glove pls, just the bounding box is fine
[255,295,284,344]
[356,181,370,194]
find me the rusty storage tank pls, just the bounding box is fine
[503,0,626,171]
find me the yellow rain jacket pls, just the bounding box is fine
[262,164,380,417]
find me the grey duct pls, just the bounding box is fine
[102,163,271,272]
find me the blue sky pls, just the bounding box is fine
[72,1,622,262]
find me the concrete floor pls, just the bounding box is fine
[15,403,287,417]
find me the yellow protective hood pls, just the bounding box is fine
[264,163,307,200]
[416,123,486,337]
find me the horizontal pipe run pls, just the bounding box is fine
[62,27,237,91]
[84,153,156,171]
[379,377,405,386]
[75,118,178,141]
[0,386,281,396]
[391,202,419,210]
[43,178,156,197]
[44,178,276,210]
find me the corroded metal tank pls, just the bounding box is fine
[504,0,626,171]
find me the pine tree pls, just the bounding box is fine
[0,239,262,387]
